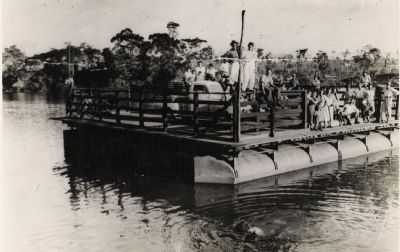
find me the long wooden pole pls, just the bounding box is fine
[233,10,245,142]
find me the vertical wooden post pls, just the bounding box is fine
[139,87,144,127]
[115,91,121,124]
[79,92,84,119]
[162,90,168,131]
[395,94,399,120]
[269,104,275,137]
[302,91,308,128]
[233,10,245,143]
[66,91,73,116]
[376,87,382,123]
[193,92,199,136]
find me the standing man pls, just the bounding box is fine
[289,73,300,90]
[382,80,399,122]
[194,61,206,81]
[167,21,180,39]
[223,40,240,85]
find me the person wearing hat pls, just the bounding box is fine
[166,21,179,39]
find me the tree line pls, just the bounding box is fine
[2,27,398,92]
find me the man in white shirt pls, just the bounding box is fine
[382,80,400,122]
[195,62,206,81]
[341,99,360,125]
[183,67,195,84]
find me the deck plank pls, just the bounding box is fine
[57,117,398,151]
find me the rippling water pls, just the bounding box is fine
[2,93,399,252]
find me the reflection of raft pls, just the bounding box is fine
[194,127,399,184]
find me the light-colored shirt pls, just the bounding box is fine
[343,104,359,115]
[259,74,274,89]
[361,74,371,85]
[184,70,195,83]
[195,66,206,81]
[383,87,400,98]
[206,67,216,78]
[219,62,230,74]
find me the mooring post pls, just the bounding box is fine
[302,90,308,128]
[193,91,199,136]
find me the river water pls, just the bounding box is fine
[2,93,399,252]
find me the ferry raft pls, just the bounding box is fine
[58,83,399,184]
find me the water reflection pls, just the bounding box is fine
[59,134,399,251]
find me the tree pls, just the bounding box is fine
[110,28,146,86]
[315,50,329,76]
[2,45,26,89]
[352,45,381,71]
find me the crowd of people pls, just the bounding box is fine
[181,40,399,130]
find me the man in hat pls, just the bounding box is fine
[223,41,240,85]
[167,21,180,39]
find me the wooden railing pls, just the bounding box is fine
[66,86,309,141]
[65,85,399,142]
[66,87,235,140]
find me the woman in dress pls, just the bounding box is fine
[326,88,337,127]
[316,89,329,130]
[242,42,257,92]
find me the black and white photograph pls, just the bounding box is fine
[1,0,399,251]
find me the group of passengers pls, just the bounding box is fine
[182,40,399,129]
[306,73,399,130]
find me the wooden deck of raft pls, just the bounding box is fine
[60,117,399,151]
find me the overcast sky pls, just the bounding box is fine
[2,0,399,56]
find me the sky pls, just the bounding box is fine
[1,0,399,57]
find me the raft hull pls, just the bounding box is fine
[194,130,399,184]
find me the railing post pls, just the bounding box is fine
[66,91,73,117]
[269,104,275,137]
[376,87,382,123]
[302,91,308,128]
[115,91,121,124]
[193,92,199,136]
[394,94,399,120]
[139,87,144,127]
[233,89,241,142]
[79,93,84,119]
[162,90,168,131]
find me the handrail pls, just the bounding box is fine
[66,87,399,141]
